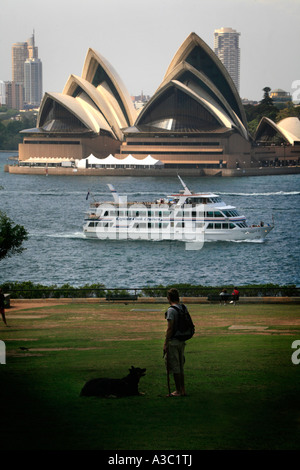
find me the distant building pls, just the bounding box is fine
[19,32,250,169]
[11,32,43,109]
[5,81,24,110]
[12,42,28,85]
[24,58,43,106]
[270,89,292,106]
[0,81,6,105]
[16,32,299,173]
[214,27,240,92]
[132,92,151,110]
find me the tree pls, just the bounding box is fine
[261,87,273,107]
[0,211,28,261]
[275,102,299,122]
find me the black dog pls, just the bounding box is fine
[80,366,146,397]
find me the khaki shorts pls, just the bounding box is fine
[165,339,185,374]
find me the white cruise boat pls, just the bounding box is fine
[83,176,274,243]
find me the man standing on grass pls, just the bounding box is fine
[163,288,187,397]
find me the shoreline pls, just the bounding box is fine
[4,164,300,177]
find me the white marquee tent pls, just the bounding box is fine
[76,154,164,168]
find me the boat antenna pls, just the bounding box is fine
[177,174,192,195]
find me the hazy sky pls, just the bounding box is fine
[0,0,299,101]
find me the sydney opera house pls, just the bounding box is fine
[12,32,299,176]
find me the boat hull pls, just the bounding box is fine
[83,224,273,242]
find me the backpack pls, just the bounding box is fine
[166,304,195,341]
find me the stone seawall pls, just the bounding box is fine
[5,164,300,177]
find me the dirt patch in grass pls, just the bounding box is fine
[9,301,64,311]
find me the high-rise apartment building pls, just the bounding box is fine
[24,58,43,105]
[11,31,43,108]
[12,42,28,84]
[214,27,240,92]
[5,81,24,110]
[24,33,43,106]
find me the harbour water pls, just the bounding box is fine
[0,152,299,288]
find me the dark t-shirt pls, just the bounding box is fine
[166,304,185,339]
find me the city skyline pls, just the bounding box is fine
[0,0,299,102]
[11,31,43,106]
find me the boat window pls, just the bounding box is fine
[88,222,95,227]
[229,223,236,229]
[214,211,223,217]
[207,223,214,229]
[207,211,214,217]
[222,223,229,229]
[215,223,221,229]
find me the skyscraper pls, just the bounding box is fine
[11,31,43,108]
[24,58,43,106]
[12,41,28,84]
[214,27,240,93]
[24,33,43,106]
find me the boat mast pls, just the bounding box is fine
[177,174,192,195]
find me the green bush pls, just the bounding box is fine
[0,281,298,299]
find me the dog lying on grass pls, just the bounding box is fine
[80,366,146,398]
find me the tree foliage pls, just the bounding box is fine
[0,211,28,260]
[0,109,37,150]
[244,86,300,137]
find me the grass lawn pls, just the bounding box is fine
[0,301,299,450]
